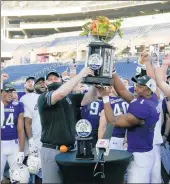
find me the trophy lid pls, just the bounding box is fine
[88,41,114,49]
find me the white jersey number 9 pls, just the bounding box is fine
[90,102,100,115]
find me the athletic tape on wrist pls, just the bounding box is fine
[103,96,110,103]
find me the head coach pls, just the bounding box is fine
[38,67,98,184]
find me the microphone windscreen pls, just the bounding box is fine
[102,124,114,139]
[59,145,68,153]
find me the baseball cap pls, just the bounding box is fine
[2,82,15,91]
[34,77,45,85]
[131,75,156,93]
[25,76,35,83]
[45,70,60,80]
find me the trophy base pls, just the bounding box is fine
[76,154,94,160]
[76,136,94,160]
[82,76,113,86]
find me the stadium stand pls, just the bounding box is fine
[2,61,138,91]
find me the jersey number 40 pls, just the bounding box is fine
[113,102,129,116]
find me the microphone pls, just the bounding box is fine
[94,125,113,178]
[95,124,114,158]
[96,139,110,158]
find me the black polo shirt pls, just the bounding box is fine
[38,91,84,146]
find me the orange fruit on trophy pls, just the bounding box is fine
[91,28,97,35]
[60,145,68,152]
[89,22,96,30]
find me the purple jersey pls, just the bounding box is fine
[1,101,24,140]
[127,94,159,153]
[18,92,26,100]
[81,99,103,130]
[128,86,134,94]
[110,96,129,138]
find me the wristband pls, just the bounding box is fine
[103,96,110,104]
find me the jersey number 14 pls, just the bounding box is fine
[2,113,14,129]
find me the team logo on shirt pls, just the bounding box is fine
[130,99,137,104]
[4,108,14,113]
[66,97,72,105]
[75,119,92,137]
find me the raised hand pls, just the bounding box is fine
[62,67,69,78]
[95,85,110,97]
[140,50,150,64]
[79,67,94,78]
[1,73,8,81]
[162,54,170,66]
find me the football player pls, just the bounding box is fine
[98,73,160,183]
[24,77,46,183]
[98,86,128,150]
[81,93,103,147]
[1,83,25,182]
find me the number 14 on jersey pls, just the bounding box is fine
[2,113,14,129]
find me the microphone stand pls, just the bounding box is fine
[100,153,105,184]
[94,152,105,184]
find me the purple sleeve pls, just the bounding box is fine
[19,102,24,114]
[128,98,150,119]
[83,90,88,94]
[162,99,167,113]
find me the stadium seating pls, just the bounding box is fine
[2,61,138,91]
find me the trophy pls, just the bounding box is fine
[82,41,115,85]
[80,16,123,86]
[75,119,94,160]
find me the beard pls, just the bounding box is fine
[26,88,34,93]
[35,87,47,94]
